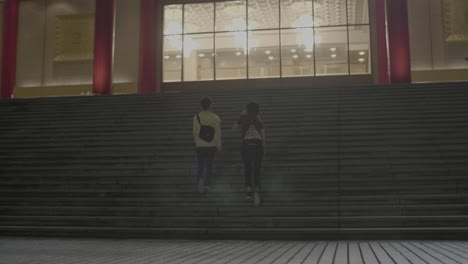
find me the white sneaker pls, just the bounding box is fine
[254,190,261,206]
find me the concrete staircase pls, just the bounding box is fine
[1,82,468,240]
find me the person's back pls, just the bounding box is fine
[193,111,221,149]
[193,97,222,194]
[234,102,265,206]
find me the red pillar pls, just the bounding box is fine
[1,0,19,99]
[139,0,159,94]
[386,0,411,83]
[375,0,390,84]
[93,0,116,95]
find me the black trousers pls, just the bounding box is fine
[241,144,264,189]
[196,147,217,186]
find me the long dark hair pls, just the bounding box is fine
[246,102,259,115]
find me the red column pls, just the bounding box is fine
[386,0,411,83]
[139,0,159,94]
[93,0,116,95]
[0,0,19,99]
[375,0,390,84]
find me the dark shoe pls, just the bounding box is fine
[246,186,253,199]
[197,179,205,194]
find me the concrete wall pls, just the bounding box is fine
[15,0,140,96]
[113,0,140,85]
[0,2,4,88]
[16,0,95,88]
[408,0,468,71]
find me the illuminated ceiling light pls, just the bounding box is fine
[212,53,215,57]
[198,53,205,58]
[291,49,297,53]
[358,58,365,62]
[235,51,242,56]
[306,54,312,59]
[304,49,312,53]
[293,55,299,59]
[330,47,337,52]
[359,51,366,56]
[175,55,181,59]
[265,50,272,55]
[164,55,170,60]
[268,56,274,60]
[331,54,337,58]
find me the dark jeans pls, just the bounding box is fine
[241,144,264,189]
[196,147,217,186]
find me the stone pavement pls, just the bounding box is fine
[1,238,468,264]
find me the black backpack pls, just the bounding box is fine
[197,114,215,143]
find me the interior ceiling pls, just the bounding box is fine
[182,0,368,32]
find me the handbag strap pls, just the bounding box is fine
[196,114,202,125]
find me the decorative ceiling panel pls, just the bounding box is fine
[281,0,313,28]
[348,0,369,24]
[216,1,247,31]
[184,3,214,33]
[248,0,280,29]
[164,5,183,35]
[314,0,347,26]
[164,0,369,36]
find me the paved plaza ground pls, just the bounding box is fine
[1,237,468,264]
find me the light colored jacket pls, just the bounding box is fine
[193,111,222,148]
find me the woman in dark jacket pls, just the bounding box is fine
[233,102,266,206]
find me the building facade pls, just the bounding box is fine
[0,0,467,99]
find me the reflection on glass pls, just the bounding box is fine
[281,0,313,28]
[184,3,214,33]
[281,29,314,77]
[349,26,371,74]
[313,0,346,26]
[248,0,279,30]
[183,34,214,81]
[315,26,348,75]
[248,30,280,78]
[216,32,247,80]
[163,35,182,82]
[216,1,246,32]
[164,5,182,35]
[348,0,369,24]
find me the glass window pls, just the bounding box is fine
[215,32,247,80]
[248,30,280,78]
[349,25,371,74]
[281,0,313,28]
[348,0,369,24]
[184,3,214,33]
[315,26,348,76]
[163,35,182,82]
[313,0,347,26]
[216,1,246,32]
[281,28,315,77]
[162,0,371,83]
[164,5,182,35]
[248,0,279,30]
[183,34,214,81]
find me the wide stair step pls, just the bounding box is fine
[1,82,468,239]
